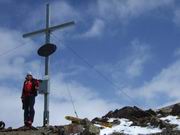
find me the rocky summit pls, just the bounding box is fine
[97,103,180,134]
[0,103,180,135]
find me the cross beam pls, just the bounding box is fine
[23,3,75,126]
[22,21,75,38]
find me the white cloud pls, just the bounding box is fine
[0,28,39,80]
[125,39,151,78]
[24,1,79,33]
[25,1,106,39]
[97,0,174,22]
[0,28,33,56]
[95,39,151,84]
[51,1,80,23]
[119,58,180,108]
[24,0,174,39]
[80,19,105,38]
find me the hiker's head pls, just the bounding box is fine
[26,72,33,80]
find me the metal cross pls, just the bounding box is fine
[23,3,75,126]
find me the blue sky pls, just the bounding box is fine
[0,0,180,127]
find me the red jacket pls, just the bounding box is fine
[21,79,39,98]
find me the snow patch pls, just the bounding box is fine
[100,118,162,135]
[160,115,180,130]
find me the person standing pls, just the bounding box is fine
[21,72,39,127]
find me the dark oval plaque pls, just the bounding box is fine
[38,43,57,57]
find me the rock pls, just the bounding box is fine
[92,117,108,123]
[112,119,120,126]
[103,106,151,121]
[83,118,100,135]
[82,118,91,126]
[64,124,84,135]
[156,110,169,117]
[134,118,150,127]
[111,132,124,135]
[47,125,63,133]
[171,104,180,116]
[104,111,114,118]
[149,117,177,129]
[6,127,12,131]
[145,109,157,116]
[48,125,55,132]
[156,103,180,117]
[151,130,180,135]
[82,123,100,135]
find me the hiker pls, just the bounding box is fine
[21,72,39,127]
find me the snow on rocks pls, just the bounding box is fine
[160,115,180,130]
[100,118,162,135]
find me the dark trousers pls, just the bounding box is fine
[23,96,35,123]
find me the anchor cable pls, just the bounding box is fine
[51,33,142,107]
[65,82,79,118]
[49,45,79,118]
[0,44,27,57]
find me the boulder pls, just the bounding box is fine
[171,104,180,116]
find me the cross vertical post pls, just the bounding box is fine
[44,3,50,127]
[22,3,75,127]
